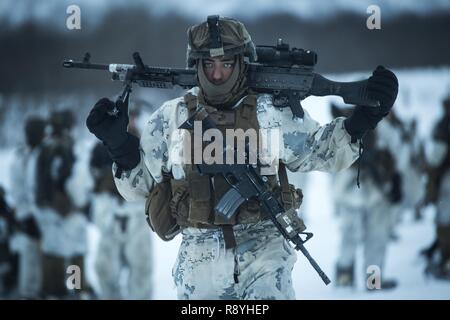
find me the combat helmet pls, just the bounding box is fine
[50,109,75,136]
[186,15,257,68]
[25,116,47,148]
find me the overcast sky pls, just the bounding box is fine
[1,0,449,27]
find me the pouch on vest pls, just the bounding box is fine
[186,171,214,224]
[278,183,303,211]
[277,162,306,232]
[145,177,181,241]
[170,179,190,224]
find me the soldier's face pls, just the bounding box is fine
[202,57,235,85]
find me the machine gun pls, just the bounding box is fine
[179,107,331,285]
[62,39,379,117]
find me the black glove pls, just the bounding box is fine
[344,66,399,140]
[22,216,42,240]
[86,98,129,149]
[389,172,403,204]
[86,97,140,170]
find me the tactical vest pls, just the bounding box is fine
[36,134,76,217]
[145,93,303,244]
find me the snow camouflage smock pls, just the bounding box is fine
[114,87,360,200]
[113,87,360,299]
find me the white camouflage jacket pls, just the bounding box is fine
[114,87,360,202]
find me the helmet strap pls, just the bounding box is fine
[207,15,225,57]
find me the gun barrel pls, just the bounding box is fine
[62,59,109,71]
[296,243,331,285]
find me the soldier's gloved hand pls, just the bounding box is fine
[344,66,399,140]
[389,172,403,204]
[22,216,42,240]
[86,97,140,170]
[86,98,129,149]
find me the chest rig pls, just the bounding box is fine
[168,92,301,234]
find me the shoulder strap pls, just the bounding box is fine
[278,161,294,209]
[184,92,198,114]
[239,94,257,122]
[278,162,289,193]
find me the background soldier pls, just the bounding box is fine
[377,111,426,225]
[36,110,90,298]
[0,186,19,298]
[8,116,47,298]
[331,105,401,290]
[89,106,153,299]
[422,96,450,280]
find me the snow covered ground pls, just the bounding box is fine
[1,67,450,299]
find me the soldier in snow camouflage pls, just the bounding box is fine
[86,16,398,299]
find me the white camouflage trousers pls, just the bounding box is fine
[10,235,42,298]
[336,202,391,276]
[172,220,297,300]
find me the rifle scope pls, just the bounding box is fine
[255,39,317,67]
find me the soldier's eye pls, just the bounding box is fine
[224,63,234,69]
[204,62,213,69]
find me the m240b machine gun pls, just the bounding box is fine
[63,39,379,118]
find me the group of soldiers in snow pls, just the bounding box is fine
[332,95,450,289]
[0,108,153,299]
[2,99,448,299]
